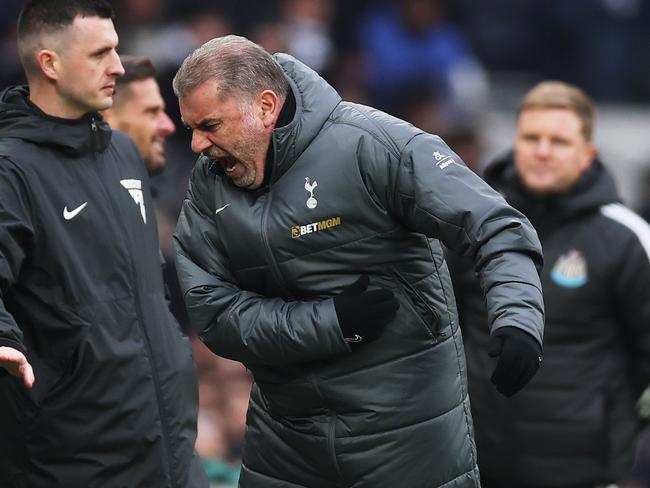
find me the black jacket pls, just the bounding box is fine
[0,86,207,488]
[450,154,650,486]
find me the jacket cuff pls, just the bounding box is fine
[0,337,27,355]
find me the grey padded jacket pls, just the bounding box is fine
[174,54,545,488]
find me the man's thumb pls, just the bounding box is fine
[20,361,35,388]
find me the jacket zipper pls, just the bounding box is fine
[94,163,175,486]
[90,117,101,153]
[261,188,291,296]
[128,256,176,487]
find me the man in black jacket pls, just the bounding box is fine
[0,1,207,486]
[451,80,650,487]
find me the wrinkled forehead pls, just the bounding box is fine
[179,81,215,117]
[179,80,242,124]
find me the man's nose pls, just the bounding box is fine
[535,138,551,157]
[158,112,176,137]
[191,131,212,154]
[110,50,125,77]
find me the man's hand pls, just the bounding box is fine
[334,275,399,348]
[488,326,541,397]
[0,346,35,388]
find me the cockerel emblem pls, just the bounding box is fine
[304,177,318,209]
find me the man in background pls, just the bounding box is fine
[102,54,175,175]
[451,80,650,488]
[0,1,206,486]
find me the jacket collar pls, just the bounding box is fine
[486,152,620,225]
[0,85,112,157]
[267,54,341,184]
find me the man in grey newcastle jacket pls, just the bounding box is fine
[173,35,545,488]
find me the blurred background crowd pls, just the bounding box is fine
[2,0,650,486]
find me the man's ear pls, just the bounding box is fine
[36,49,59,81]
[258,89,279,128]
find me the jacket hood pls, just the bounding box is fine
[269,54,341,182]
[0,85,111,156]
[485,152,620,224]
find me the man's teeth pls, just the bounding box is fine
[226,163,237,171]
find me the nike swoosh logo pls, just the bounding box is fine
[345,334,362,343]
[63,202,88,220]
[215,203,231,215]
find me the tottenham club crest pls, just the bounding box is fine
[304,177,318,209]
[550,249,588,288]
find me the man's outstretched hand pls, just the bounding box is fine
[0,346,34,388]
[488,326,542,397]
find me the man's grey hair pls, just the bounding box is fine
[173,35,288,103]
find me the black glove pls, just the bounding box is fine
[488,326,542,397]
[333,275,399,348]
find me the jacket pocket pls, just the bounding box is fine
[391,268,445,342]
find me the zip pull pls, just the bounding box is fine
[91,117,98,132]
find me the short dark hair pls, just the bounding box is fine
[17,0,115,76]
[112,55,157,105]
[117,55,157,85]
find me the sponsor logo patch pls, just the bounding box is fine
[215,203,230,215]
[432,150,457,170]
[63,202,88,220]
[291,216,342,238]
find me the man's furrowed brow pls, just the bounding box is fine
[196,117,222,130]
